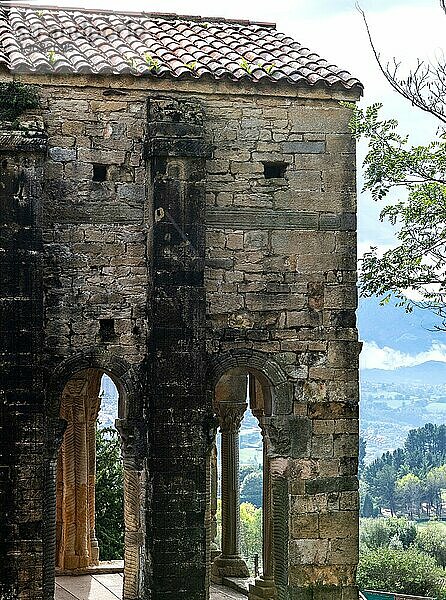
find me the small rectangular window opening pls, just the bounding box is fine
[93,163,107,182]
[263,162,287,179]
[99,318,115,342]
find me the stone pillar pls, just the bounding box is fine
[249,420,277,600]
[210,443,219,558]
[146,97,212,599]
[212,383,250,581]
[0,121,47,599]
[86,382,101,565]
[43,419,67,600]
[57,370,101,571]
[115,418,146,600]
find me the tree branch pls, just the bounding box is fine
[356,3,446,125]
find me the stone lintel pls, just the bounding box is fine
[206,208,356,231]
[145,136,213,158]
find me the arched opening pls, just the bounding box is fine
[210,368,276,596]
[54,367,145,600]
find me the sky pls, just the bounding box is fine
[7,0,446,368]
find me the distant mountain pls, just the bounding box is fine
[358,296,442,355]
[362,360,446,385]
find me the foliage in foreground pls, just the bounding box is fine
[348,99,446,329]
[95,426,124,560]
[0,82,40,122]
[357,547,445,597]
[415,522,446,569]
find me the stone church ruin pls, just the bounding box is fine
[0,4,362,600]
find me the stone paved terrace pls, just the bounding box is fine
[55,574,246,600]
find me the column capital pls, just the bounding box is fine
[217,401,247,434]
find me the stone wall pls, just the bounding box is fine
[0,75,360,600]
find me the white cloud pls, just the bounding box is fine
[360,340,446,370]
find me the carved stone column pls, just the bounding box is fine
[210,443,219,558]
[115,418,145,600]
[56,370,101,571]
[249,419,277,600]
[43,418,67,600]
[86,383,101,565]
[212,399,250,581]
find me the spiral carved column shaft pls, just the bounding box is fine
[248,420,277,600]
[210,444,219,553]
[56,370,101,570]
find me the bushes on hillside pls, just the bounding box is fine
[361,517,417,550]
[415,522,446,568]
[357,547,444,597]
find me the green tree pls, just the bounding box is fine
[239,502,262,572]
[416,522,446,568]
[240,470,263,508]
[95,426,124,560]
[350,102,446,325]
[360,517,416,551]
[361,494,375,518]
[424,465,446,518]
[369,464,397,515]
[351,2,446,326]
[363,424,446,511]
[357,547,444,597]
[396,473,422,519]
[240,465,257,485]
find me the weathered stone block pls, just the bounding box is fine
[48,147,76,162]
[78,148,125,164]
[319,511,357,539]
[290,514,319,539]
[312,434,334,459]
[283,141,326,154]
[290,539,329,565]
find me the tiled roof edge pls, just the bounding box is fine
[0,2,277,28]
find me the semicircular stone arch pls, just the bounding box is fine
[43,351,146,600]
[45,349,143,422]
[207,349,293,417]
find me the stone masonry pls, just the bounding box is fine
[0,6,362,600]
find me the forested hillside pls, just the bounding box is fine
[361,423,446,518]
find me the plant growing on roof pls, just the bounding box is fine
[240,58,253,74]
[125,55,135,68]
[184,61,197,71]
[47,49,56,64]
[0,81,40,122]
[144,53,160,73]
[265,62,276,74]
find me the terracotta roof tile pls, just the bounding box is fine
[0,4,362,91]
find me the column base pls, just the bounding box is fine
[211,554,250,583]
[211,547,221,562]
[249,576,277,600]
[90,538,100,564]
